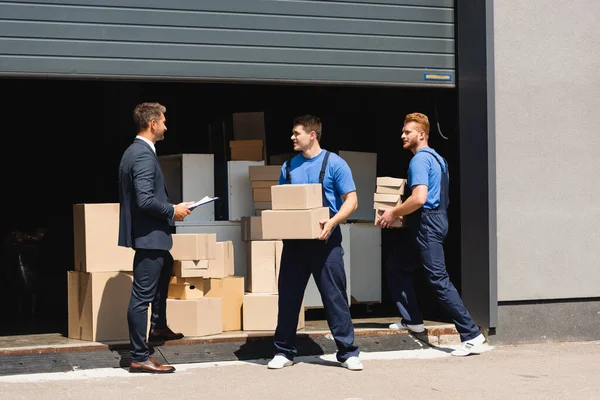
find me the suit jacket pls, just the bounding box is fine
[118,138,173,251]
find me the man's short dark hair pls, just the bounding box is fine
[293,114,322,142]
[133,102,166,133]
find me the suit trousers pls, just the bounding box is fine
[128,249,173,362]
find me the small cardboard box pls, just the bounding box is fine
[373,193,401,210]
[271,184,323,210]
[251,180,278,189]
[376,176,406,187]
[262,207,330,239]
[73,203,134,272]
[203,276,245,331]
[166,298,222,337]
[374,209,404,228]
[173,260,209,278]
[171,233,217,261]
[248,165,281,181]
[168,283,204,299]
[252,188,272,203]
[230,140,264,161]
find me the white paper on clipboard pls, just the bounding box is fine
[188,196,219,210]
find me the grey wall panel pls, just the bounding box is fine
[0,0,455,85]
[495,1,600,300]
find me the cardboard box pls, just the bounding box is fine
[376,185,406,195]
[67,270,133,342]
[173,260,209,278]
[373,193,401,210]
[73,203,134,272]
[254,202,272,212]
[247,240,282,293]
[170,276,204,286]
[271,184,323,210]
[168,283,204,299]
[206,241,235,278]
[203,276,245,331]
[166,298,222,337]
[242,294,304,331]
[374,209,405,228]
[376,176,406,187]
[251,180,278,189]
[248,165,281,181]
[262,207,329,239]
[230,140,264,161]
[241,216,263,241]
[252,188,272,203]
[171,233,217,260]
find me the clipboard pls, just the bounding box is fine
[188,196,219,210]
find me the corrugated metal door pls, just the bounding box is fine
[0,0,454,86]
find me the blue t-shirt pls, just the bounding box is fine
[408,148,448,209]
[278,150,356,215]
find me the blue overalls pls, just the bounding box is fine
[273,151,360,362]
[385,149,481,342]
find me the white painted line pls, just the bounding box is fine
[0,344,494,383]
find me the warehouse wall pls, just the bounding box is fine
[494,1,600,301]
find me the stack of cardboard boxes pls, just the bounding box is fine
[69,203,137,342]
[261,184,330,240]
[248,165,281,215]
[373,177,407,228]
[240,215,304,330]
[69,204,246,342]
[167,233,236,337]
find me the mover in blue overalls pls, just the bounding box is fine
[377,112,486,357]
[267,115,363,371]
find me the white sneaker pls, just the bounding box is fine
[340,356,363,371]
[389,320,425,333]
[267,355,293,369]
[451,333,486,357]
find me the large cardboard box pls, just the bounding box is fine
[248,165,281,181]
[73,203,134,272]
[230,140,263,161]
[262,207,329,239]
[242,294,304,331]
[271,184,322,210]
[246,240,281,293]
[233,112,265,141]
[166,298,222,337]
[171,233,217,260]
[203,276,245,331]
[67,270,133,342]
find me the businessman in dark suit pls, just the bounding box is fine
[118,102,192,374]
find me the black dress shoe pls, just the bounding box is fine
[130,356,175,374]
[148,326,184,342]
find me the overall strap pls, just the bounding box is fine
[285,157,293,184]
[419,148,447,173]
[319,151,330,184]
[285,150,330,185]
